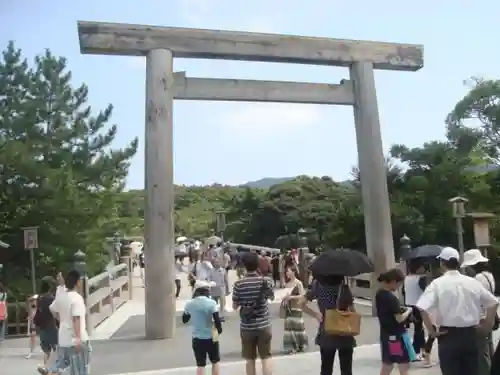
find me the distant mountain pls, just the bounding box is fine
[242,177,354,189]
[241,177,294,188]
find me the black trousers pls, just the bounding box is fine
[411,306,425,354]
[319,347,353,375]
[175,279,181,298]
[423,325,436,353]
[438,326,478,375]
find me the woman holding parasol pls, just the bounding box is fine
[299,248,373,375]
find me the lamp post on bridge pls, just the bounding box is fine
[73,249,91,334]
[449,196,468,261]
[215,211,227,241]
[296,228,310,287]
[468,212,495,256]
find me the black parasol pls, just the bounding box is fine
[404,245,443,260]
[310,248,374,277]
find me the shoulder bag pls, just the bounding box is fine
[324,283,361,336]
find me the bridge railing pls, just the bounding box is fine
[85,257,133,332]
[4,257,134,338]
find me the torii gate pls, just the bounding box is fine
[77,21,423,339]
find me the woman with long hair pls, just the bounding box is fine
[282,265,308,354]
[300,275,355,375]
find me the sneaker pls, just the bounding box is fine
[412,354,424,362]
[37,366,48,375]
[25,352,33,359]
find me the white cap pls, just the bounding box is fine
[461,249,488,267]
[193,280,215,291]
[437,247,460,261]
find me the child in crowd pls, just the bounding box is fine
[183,280,222,375]
[26,294,38,359]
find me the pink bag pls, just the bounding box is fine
[0,301,6,320]
[388,340,404,356]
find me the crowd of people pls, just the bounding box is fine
[181,244,500,375]
[1,241,500,375]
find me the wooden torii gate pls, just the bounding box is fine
[77,21,424,339]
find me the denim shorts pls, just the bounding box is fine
[48,342,92,375]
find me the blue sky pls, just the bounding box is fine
[1,0,498,188]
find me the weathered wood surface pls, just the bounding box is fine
[350,61,395,303]
[77,21,423,71]
[144,48,176,340]
[172,72,355,105]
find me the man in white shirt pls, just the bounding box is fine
[49,270,90,375]
[189,253,214,283]
[416,247,498,375]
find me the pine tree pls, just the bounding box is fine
[0,41,138,289]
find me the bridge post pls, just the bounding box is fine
[144,48,176,340]
[74,250,91,334]
[350,61,395,308]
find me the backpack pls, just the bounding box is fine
[0,293,6,320]
[33,294,55,329]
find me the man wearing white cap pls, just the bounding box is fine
[182,280,223,375]
[416,247,498,375]
[461,249,497,375]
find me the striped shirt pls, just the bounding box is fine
[232,272,274,331]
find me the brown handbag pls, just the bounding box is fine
[324,284,361,336]
[279,300,289,319]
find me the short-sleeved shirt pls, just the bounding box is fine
[184,296,218,339]
[190,261,213,281]
[232,272,274,331]
[375,289,405,336]
[50,290,88,347]
[306,281,355,348]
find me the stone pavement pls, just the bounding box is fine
[108,344,444,375]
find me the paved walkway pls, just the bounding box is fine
[110,344,444,375]
[91,265,302,340]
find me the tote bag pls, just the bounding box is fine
[324,284,361,336]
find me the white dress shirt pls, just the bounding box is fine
[404,274,424,306]
[416,270,498,327]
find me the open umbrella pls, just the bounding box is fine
[205,236,222,246]
[404,245,443,260]
[310,248,374,277]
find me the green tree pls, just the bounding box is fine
[0,42,137,294]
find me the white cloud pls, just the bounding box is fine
[217,103,323,134]
[178,0,214,24]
